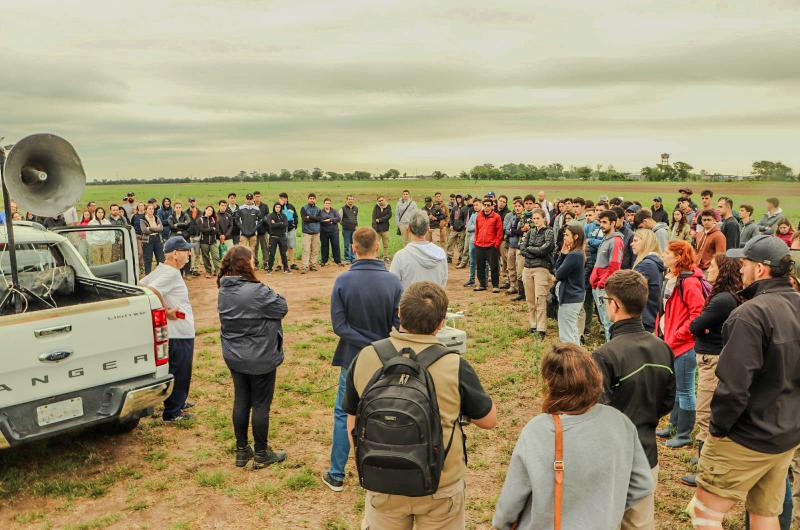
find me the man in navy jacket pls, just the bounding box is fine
[323,227,403,492]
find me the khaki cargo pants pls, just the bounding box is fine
[620,465,659,530]
[301,232,320,269]
[523,267,553,331]
[362,480,464,530]
[499,240,509,285]
[695,354,720,442]
[792,447,800,529]
[446,229,465,261]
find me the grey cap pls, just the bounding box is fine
[164,236,193,253]
[726,235,790,266]
[626,204,642,213]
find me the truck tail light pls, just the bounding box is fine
[151,308,169,366]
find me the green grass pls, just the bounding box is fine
[194,469,228,489]
[284,468,317,491]
[64,514,121,530]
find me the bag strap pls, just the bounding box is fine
[416,343,453,370]
[399,202,412,222]
[371,338,399,365]
[552,414,564,530]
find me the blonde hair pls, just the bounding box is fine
[633,229,661,267]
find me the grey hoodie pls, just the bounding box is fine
[652,222,669,252]
[493,405,653,530]
[757,208,783,234]
[389,241,448,290]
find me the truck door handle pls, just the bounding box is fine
[34,325,73,338]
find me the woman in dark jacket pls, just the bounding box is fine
[681,253,741,486]
[266,202,290,274]
[631,229,666,333]
[554,225,586,345]
[157,197,173,239]
[216,200,234,252]
[319,198,342,266]
[218,245,288,469]
[196,206,219,278]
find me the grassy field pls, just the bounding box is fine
[1,178,796,529]
[76,179,800,256]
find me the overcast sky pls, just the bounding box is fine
[2,1,799,179]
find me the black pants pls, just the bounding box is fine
[582,284,594,335]
[320,230,341,264]
[254,234,270,268]
[475,246,499,288]
[268,236,288,271]
[163,338,194,420]
[230,369,277,452]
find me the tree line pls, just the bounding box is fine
[89,160,798,185]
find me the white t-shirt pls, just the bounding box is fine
[140,263,195,339]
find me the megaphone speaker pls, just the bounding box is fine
[3,133,86,218]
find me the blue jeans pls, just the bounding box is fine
[467,238,476,282]
[328,368,350,481]
[593,288,612,341]
[163,338,194,420]
[558,302,583,345]
[343,229,354,262]
[674,348,697,411]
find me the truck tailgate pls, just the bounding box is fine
[0,295,157,409]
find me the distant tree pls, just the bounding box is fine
[751,160,794,181]
[431,170,447,180]
[673,161,694,180]
[292,169,310,181]
[575,166,593,180]
[311,167,324,180]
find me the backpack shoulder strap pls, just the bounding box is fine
[416,343,456,370]
[371,338,399,366]
[552,414,564,530]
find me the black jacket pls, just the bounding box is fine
[266,211,288,238]
[423,204,444,229]
[710,277,800,453]
[217,210,234,241]
[196,215,218,245]
[372,204,392,233]
[620,223,635,270]
[554,251,585,304]
[593,317,676,468]
[187,208,201,236]
[237,206,263,237]
[218,276,288,375]
[689,291,739,355]
[651,206,669,224]
[341,204,359,231]
[168,212,192,240]
[450,204,467,231]
[633,254,666,333]
[256,203,270,235]
[519,226,554,270]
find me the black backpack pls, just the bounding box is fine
[354,339,459,497]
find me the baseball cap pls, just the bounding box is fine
[679,187,693,194]
[487,191,496,197]
[598,195,609,202]
[147,197,157,203]
[626,204,642,213]
[164,236,193,253]
[653,196,663,202]
[727,235,790,266]
[424,196,432,202]
[246,192,254,200]
[127,191,135,196]
[188,196,197,201]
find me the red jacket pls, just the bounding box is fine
[474,210,503,248]
[661,268,706,357]
[777,230,793,246]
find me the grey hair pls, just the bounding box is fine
[409,210,430,237]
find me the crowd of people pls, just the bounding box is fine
[3,184,799,529]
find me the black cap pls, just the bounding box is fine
[246,192,254,200]
[147,197,157,203]
[127,192,135,196]
[653,196,663,202]
[727,235,790,266]
[424,196,432,202]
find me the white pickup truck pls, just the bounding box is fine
[0,221,173,449]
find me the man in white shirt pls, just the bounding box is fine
[537,190,552,224]
[141,236,196,422]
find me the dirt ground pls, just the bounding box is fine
[0,261,746,529]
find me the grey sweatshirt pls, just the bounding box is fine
[389,241,448,290]
[492,405,653,530]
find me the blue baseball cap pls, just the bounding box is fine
[164,236,192,253]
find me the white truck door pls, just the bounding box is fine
[53,225,138,285]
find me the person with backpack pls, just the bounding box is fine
[322,227,404,492]
[342,281,497,528]
[680,253,742,488]
[655,240,707,449]
[446,194,467,264]
[493,343,653,530]
[592,270,676,530]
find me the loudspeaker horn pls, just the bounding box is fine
[3,133,86,218]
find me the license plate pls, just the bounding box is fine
[36,397,84,427]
